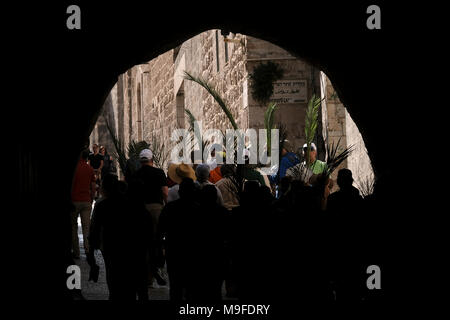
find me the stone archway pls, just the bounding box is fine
[91,30,375,193]
[17,2,406,301]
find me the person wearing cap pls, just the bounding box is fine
[285,142,328,186]
[167,163,197,203]
[269,140,300,186]
[302,142,326,175]
[130,148,168,286]
[124,141,150,183]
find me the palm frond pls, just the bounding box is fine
[150,135,170,170]
[184,108,210,161]
[286,162,312,185]
[127,140,150,159]
[184,71,238,130]
[324,138,354,177]
[356,175,375,198]
[264,103,278,156]
[304,94,322,166]
[105,119,127,175]
[184,108,204,150]
[305,94,321,144]
[278,123,288,160]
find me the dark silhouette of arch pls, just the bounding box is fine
[15,2,413,303]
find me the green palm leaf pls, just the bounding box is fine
[324,137,354,176]
[264,102,278,156]
[184,108,209,158]
[105,119,127,175]
[184,71,238,130]
[304,94,322,166]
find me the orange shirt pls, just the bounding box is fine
[72,159,96,202]
[209,166,222,184]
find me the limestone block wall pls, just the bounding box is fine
[176,30,249,143]
[345,111,375,190]
[142,51,176,166]
[246,36,322,155]
[320,71,374,191]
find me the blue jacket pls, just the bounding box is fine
[270,152,300,184]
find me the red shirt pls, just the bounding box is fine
[72,159,96,202]
[209,166,222,184]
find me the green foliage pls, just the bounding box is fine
[249,61,284,105]
[184,71,238,130]
[105,119,169,176]
[356,175,375,198]
[149,135,169,169]
[304,94,322,166]
[324,137,354,177]
[264,103,278,156]
[105,119,127,175]
[278,123,288,161]
[184,108,209,158]
[127,140,150,159]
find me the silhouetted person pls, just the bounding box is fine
[195,163,224,206]
[88,144,104,198]
[215,164,239,211]
[268,178,334,304]
[230,181,274,300]
[89,174,151,300]
[327,168,365,302]
[124,141,150,184]
[327,169,362,212]
[159,178,199,301]
[191,184,228,301]
[99,146,115,177]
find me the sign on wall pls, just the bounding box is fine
[270,79,308,104]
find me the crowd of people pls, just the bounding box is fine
[70,141,372,302]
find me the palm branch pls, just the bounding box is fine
[324,137,354,177]
[105,119,127,175]
[304,94,322,166]
[285,162,312,185]
[264,103,278,156]
[278,122,288,161]
[184,71,238,130]
[127,140,150,159]
[149,135,169,169]
[184,108,209,161]
[356,175,375,198]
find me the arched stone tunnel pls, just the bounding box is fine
[15,2,417,302]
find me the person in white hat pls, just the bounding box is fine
[301,142,326,175]
[285,142,329,187]
[132,148,168,286]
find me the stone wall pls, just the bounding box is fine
[175,30,248,136]
[320,71,374,190]
[90,30,373,190]
[246,36,323,156]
